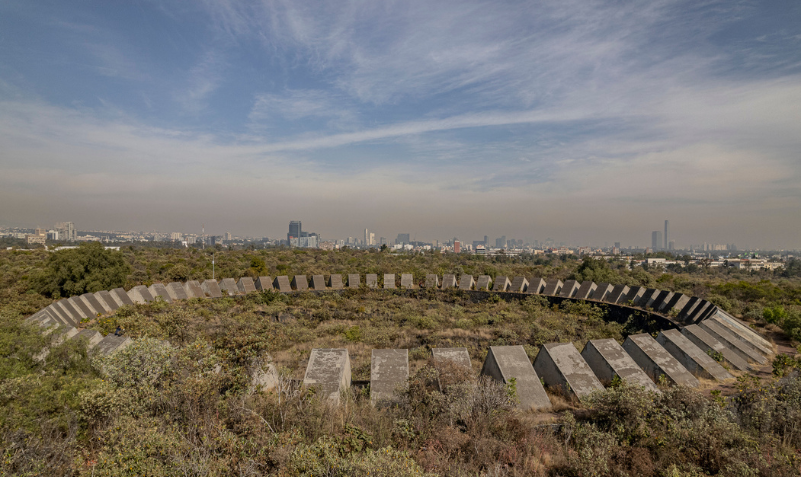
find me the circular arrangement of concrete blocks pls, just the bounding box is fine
[26,274,775,410]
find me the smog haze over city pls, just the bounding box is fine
[1,1,800,249]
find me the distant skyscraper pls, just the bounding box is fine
[55,221,75,242]
[364,228,369,246]
[668,240,675,250]
[396,233,410,244]
[454,240,461,253]
[496,236,507,248]
[288,221,302,242]
[369,232,375,246]
[651,231,663,250]
[484,235,489,246]
[664,220,669,249]
[614,242,621,249]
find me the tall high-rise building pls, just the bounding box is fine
[454,240,461,253]
[396,233,410,244]
[288,221,302,242]
[369,232,375,246]
[484,235,489,246]
[651,231,663,250]
[55,221,75,242]
[664,220,669,249]
[496,236,507,248]
[364,228,370,246]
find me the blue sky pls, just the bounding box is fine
[1,0,800,248]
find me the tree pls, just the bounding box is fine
[569,256,620,283]
[33,242,132,298]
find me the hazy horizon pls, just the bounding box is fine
[1,1,800,249]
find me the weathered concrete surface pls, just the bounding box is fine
[687,300,713,323]
[218,278,240,296]
[303,349,352,405]
[432,347,472,370]
[238,277,257,294]
[311,275,327,290]
[481,345,552,411]
[95,335,132,355]
[55,300,80,324]
[71,329,103,349]
[92,292,114,313]
[681,324,750,371]
[510,276,529,293]
[383,274,396,289]
[273,276,292,292]
[201,280,223,298]
[441,274,457,289]
[184,280,206,298]
[167,282,189,301]
[694,304,719,324]
[69,296,93,317]
[366,274,378,289]
[558,280,580,298]
[78,294,103,315]
[591,283,614,302]
[255,276,274,291]
[493,276,511,292]
[329,274,344,289]
[348,274,361,289]
[623,286,646,305]
[649,291,674,311]
[699,320,767,364]
[657,329,733,381]
[533,343,604,400]
[706,314,772,357]
[575,281,597,300]
[125,287,147,305]
[44,304,70,325]
[622,334,699,388]
[581,339,660,393]
[149,283,173,302]
[400,274,414,288]
[370,349,409,405]
[542,279,563,296]
[528,278,546,294]
[424,274,439,288]
[638,289,662,308]
[458,275,475,290]
[111,288,135,306]
[662,294,690,315]
[291,275,309,291]
[711,310,773,354]
[607,285,630,304]
[476,275,493,291]
[677,296,703,323]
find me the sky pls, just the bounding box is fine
[1,0,800,249]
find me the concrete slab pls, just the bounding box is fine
[383,274,396,289]
[662,294,691,315]
[606,285,630,304]
[44,304,69,325]
[510,276,529,293]
[237,277,257,294]
[95,335,132,355]
[329,274,344,289]
[622,334,699,388]
[657,329,733,381]
[622,286,646,306]
[78,294,103,315]
[149,283,173,302]
[687,300,712,323]
[167,282,189,301]
[68,296,93,317]
[581,339,660,392]
[55,300,80,324]
[365,274,378,288]
[528,278,546,294]
[184,280,206,298]
[291,275,309,291]
[693,304,719,324]
[558,280,580,298]
[370,349,409,406]
[591,283,614,302]
[458,275,475,290]
[255,277,274,291]
[94,291,115,312]
[533,342,605,400]
[481,345,552,410]
[681,324,750,371]
[649,291,674,311]
[71,329,103,350]
[476,275,493,291]
[111,288,135,306]
[698,320,766,364]
[400,274,414,288]
[638,288,662,308]
[707,314,771,357]
[424,274,439,288]
[575,281,597,300]
[273,276,292,292]
[347,274,361,289]
[441,274,457,289]
[49,325,79,346]
[311,275,327,290]
[201,280,223,298]
[303,349,351,405]
[219,278,240,296]
[493,276,511,292]
[542,279,563,296]
[130,285,155,303]
[432,347,472,370]
[711,310,772,353]
[677,296,703,323]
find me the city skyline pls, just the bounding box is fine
[1,2,800,249]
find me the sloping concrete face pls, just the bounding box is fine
[699,320,767,364]
[291,275,309,291]
[657,329,733,381]
[78,294,103,315]
[217,278,239,296]
[45,304,70,325]
[71,329,103,349]
[184,280,206,298]
[149,284,173,302]
[622,334,699,388]
[481,345,552,411]
[255,277,274,291]
[714,310,771,350]
[370,349,409,406]
[650,291,674,311]
[681,324,750,371]
[201,280,223,298]
[400,274,414,288]
[69,296,93,317]
[581,339,660,393]
[575,281,597,300]
[694,304,719,324]
[95,335,132,355]
[383,274,396,289]
[687,301,712,323]
[273,276,292,292]
[493,276,511,292]
[167,282,189,301]
[542,279,563,296]
[347,274,361,289]
[238,277,257,294]
[476,275,493,291]
[126,287,147,305]
[591,283,613,301]
[94,291,116,312]
[111,288,135,306]
[558,280,580,298]
[432,347,472,370]
[365,274,378,289]
[533,343,604,400]
[623,286,646,306]
[677,296,702,323]
[663,294,690,315]
[311,275,327,290]
[528,278,546,294]
[458,275,475,290]
[510,276,529,293]
[709,311,772,355]
[329,274,344,289]
[55,300,79,324]
[441,274,457,289]
[303,349,351,405]
[639,289,662,308]
[606,285,630,304]
[424,274,439,288]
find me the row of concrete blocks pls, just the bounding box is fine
[308,319,763,409]
[26,312,133,360]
